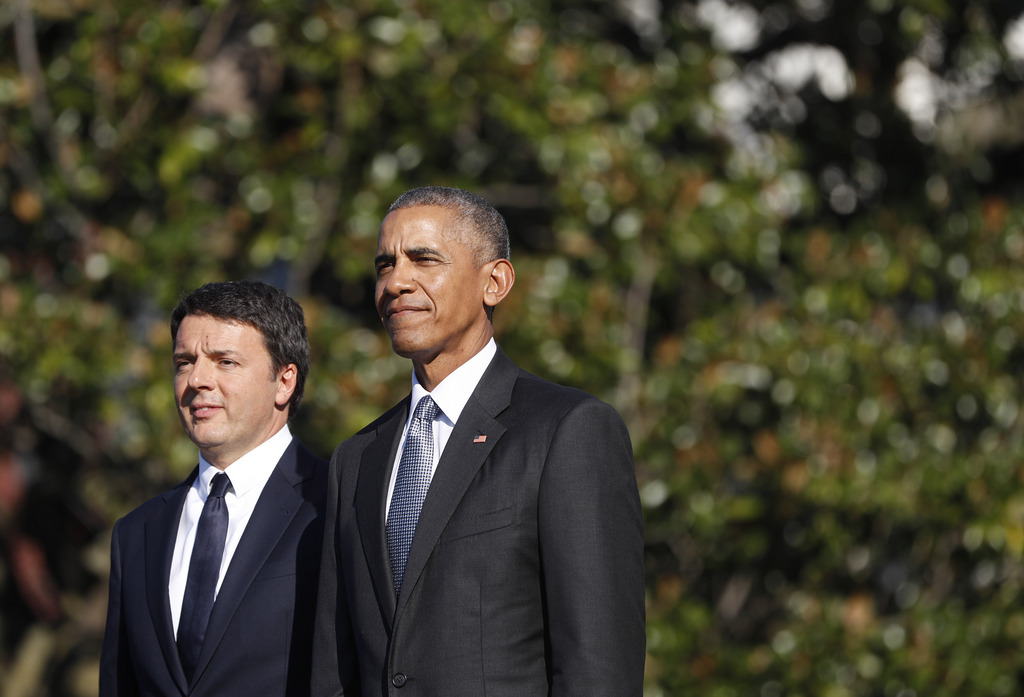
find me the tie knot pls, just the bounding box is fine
[209,472,230,499]
[413,396,440,424]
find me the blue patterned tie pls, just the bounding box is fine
[178,471,230,683]
[387,396,440,595]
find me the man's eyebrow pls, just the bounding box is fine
[405,246,442,257]
[173,348,242,360]
[375,247,444,266]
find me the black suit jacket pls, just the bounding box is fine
[101,439,328,697]
[313,348,645,696]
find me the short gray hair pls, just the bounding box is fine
[388,186,511,263]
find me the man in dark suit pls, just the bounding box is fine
[101,280,328,697]
[313,186,646,696]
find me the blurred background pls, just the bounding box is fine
[3,0,1024,694]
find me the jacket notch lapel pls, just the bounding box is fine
[396,407,506,613]
[144,477,194,694]
[394,348,519,615]
[355,409,406,624]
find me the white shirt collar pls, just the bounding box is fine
[196,424,293,498]
[410,339,496,424]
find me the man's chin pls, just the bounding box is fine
[387,334,421,359]
[391,344,441,365]
[185,428,223,454]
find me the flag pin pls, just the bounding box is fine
[473,435,487,443]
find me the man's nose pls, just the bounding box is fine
[381,259,415,296]
[188,360,215,389]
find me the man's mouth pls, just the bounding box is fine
[385,305,423,321]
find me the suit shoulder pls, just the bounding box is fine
[510,368,621,420]
[112,479,190,529]
[326,399,406,467]
[293,439,330,472]
[351,399,407,438]
[289,440,330,509]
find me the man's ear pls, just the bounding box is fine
[483,259,515,309]
[275,364,298,408]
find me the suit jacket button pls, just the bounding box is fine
[392,673,407,688]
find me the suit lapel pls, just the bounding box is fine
[355,404,407,625]
[144,473,195,694]
[396,349,518,615]
[188,443,308,686]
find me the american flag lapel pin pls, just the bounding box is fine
[473,435,487,443]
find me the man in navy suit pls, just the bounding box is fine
[313,187,646,696]
[101,280,328,696]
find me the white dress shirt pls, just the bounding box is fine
[168,424,293,637]
[385,339,496,514]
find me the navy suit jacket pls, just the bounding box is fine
[101,439,328,697]
[313,347,646,696]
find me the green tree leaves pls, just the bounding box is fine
[3,1,1024,694]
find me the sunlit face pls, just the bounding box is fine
[173,315,295,469]
[374,205,496,378]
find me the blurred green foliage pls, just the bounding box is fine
[3,0,1024,695]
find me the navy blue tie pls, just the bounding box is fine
[178,471,230,683]
[387,396,440,595]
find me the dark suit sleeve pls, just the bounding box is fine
[99,520,138,697]
[312,446,360,696]
[537,397,646,696]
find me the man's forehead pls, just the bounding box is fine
[381,204,454,234]
[174,315,258,346]
[378,220,477,259]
